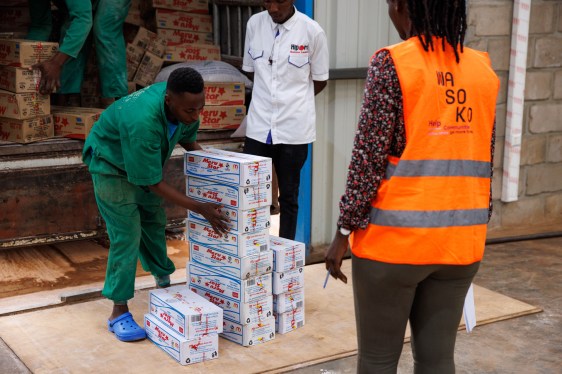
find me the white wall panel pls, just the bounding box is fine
[311,0,400,246]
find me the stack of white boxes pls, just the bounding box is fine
[271,236,306,334]
[184,148,277,346]
[144,285,222,365]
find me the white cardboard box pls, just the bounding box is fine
[273,267,305,295]
[187,176,272,210]
[189,203,270,233]
[144,313,219,365]
[149,285,223,339]
[270,235,306,272]
[221,317,275,347]
[187,261,272,304]
[187,220,269,258]
[184,148,272,186]
[190,242,273,280]
[190,285,273,324]
[273,288,305,314]
[275,307,305,334]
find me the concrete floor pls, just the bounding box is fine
[1,236,560,373]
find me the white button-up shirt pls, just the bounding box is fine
[242,9,329,145]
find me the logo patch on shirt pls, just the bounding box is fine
[290,44,309,53]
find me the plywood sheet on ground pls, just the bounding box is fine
[0,260,541,374]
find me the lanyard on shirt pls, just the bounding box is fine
[269,27,281,65]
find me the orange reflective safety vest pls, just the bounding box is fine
[349,37,500,265]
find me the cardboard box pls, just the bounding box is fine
[152,0,209,14]
[189,204,270,233]
[80,95,101,108]
[0,89,50,120]
[134,51,164,87]
[157,28,213,46]
[0,66,40,93]
[272,267,305,295]
[51,106,103,140]
[125,0,142,26]
[204,82,245,106]
[155,9,212,33]
[0,8,30,33]
[187,220,269,258]
[190,286,273,324]
[184,148,272,186]
[149,285,223,339]
[190,242,273,280]
[127,81,137,94]
[0,39,58,68]
[187,262,272,304]
[187,176,272,210]
[275,307,305,334]
[221,317,275,346]
[132,27,167,57]
[144,313,219,365]
[0,115,53,143]
[126,43,145,80]
[273,288,305,314]
[271,235,306,272]
[199,105,245,130]
[163,43,220,62]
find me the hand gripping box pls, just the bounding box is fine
[271,235,306,272]
[144,313,219,366]
[185,148,272,186]
[149,285,223,339]
[190,242,273,279]
[187,176,272,210]
[189,203,270,233]
[273,267,305,295]
[273,288,305,314]
[187,220,269,257]
[221,317,276,347]
[275,307,305,334]
[190,285,273,324]
[188,261,272,304]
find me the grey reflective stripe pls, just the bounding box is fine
[385,163,397,180]
[370,208,489,227]
[388,160,490,178]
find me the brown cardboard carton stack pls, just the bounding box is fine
[128,27,167,87]
[151,0,221,63]
[199,82,246,131]
[0,39,58,143]
[51,105,103,140]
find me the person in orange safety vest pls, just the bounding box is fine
[324,0,499,373]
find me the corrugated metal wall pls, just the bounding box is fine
[311,0,400,246]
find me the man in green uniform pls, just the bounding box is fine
[28,0,130,107]
[83,67,229,342]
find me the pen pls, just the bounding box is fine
[323,269,330,289]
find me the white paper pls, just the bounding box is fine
[463,283,476,333]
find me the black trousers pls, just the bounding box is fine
[352,255,480,374]
[244,137,308,240]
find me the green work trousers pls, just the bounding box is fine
[91,173,175,302]
[62,0,131,97]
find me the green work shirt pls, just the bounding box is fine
[83,82,200,186]
[28,0,93,58]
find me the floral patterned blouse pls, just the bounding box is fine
[337,49,495,231]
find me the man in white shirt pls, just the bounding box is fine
[242,0,329,240]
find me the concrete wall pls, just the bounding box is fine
[466,0,562,233]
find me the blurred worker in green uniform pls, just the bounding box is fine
[27,0,131,108]
[83,67,230,342]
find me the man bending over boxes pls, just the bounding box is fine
[82,67,229,342]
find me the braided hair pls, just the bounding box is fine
[406,0,467,63]
[167,67,204,94]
